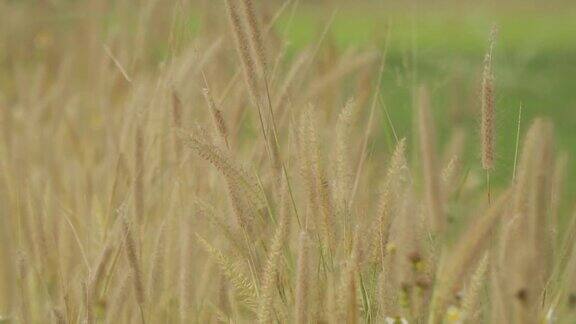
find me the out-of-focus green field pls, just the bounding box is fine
[269,3,576,195]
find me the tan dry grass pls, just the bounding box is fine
[0,1,573,323]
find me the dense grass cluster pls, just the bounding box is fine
[0,1,574,323]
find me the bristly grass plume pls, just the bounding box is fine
[0,2,574,323]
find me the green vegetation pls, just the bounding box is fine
[275,7,576,191]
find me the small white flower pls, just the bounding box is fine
[384,316,409,324]
[546,307,556,324]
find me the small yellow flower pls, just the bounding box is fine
[34,31,53,49]
[386,242,397,254]
[445,305,463,324]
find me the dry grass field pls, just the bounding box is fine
[1,0,575,323]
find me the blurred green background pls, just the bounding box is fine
[272,1,576,197]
